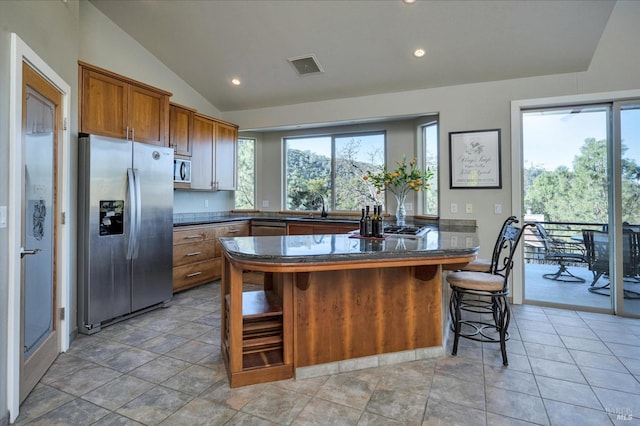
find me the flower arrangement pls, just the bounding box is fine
[363,156,433,199]
[363,156,433,224]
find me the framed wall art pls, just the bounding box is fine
[449,128,502,189]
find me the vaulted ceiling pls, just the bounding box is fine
[89,0,615,112]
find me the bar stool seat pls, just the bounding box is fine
[446,270,503,291]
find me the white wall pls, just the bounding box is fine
[0,1,80,421]
[225,0,640,260]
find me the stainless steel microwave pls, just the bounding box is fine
[173,158,191,183]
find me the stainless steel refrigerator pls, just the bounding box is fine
[78,134,174,334]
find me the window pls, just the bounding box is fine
[284,132,385,211]
[235,137,255,209]
[422,122,439,216]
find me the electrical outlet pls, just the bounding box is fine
[262,200,269,208]
[450,236,458,247]
[405,203,413,211]
[450,203,458,213]
[204,199,209,208]
[494,204,502,214]
[466,203,473,214]
[466,237,474,247]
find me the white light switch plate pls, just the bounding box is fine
[262,200,269,208]
[0,206,6,228]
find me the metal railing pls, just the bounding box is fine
[523,221,604,265]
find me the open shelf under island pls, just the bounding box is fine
[219,228,479,388]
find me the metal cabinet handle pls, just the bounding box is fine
[20,247,41,258]
[227,229,239,233]
[185,234,203,239]
[186,272,202,278]
[186,251,202,256]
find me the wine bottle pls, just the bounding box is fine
[374,205,384,238]
[371,205,379,237]
[359,208,366,236]
[364,205,373,237]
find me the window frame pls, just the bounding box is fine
[282,130,386,212]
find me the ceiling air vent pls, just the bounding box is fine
[288,55,324,76]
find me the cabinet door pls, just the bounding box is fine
[81,69,128,139]
[287,224,314,235]
[191,115,214,190]
[215,121,238,190]
[128,84,168,146]
[169,104,193,156]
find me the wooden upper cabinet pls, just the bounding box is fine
[215,120,238,191]
[80,69,128,140]
[79,62,171,147]
[191,113,215,190]
[169,103,195,157]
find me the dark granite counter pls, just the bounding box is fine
[219,227,478,264]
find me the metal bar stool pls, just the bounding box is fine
[446,219,531,366]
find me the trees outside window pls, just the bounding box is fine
[284,132,385,211]
[235,138,255,210]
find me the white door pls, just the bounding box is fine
[19,63,62,402]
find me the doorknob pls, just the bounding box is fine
[20,247,41,258]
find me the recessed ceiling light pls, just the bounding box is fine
[403,0,416,4]
[231,78,241,86]
[413,49,425,58]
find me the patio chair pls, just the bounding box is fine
[533,223,587,283]
[582,229,640,299]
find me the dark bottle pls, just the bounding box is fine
[359,208,366,236]
[373,205,384,238]
[364,205,373,237]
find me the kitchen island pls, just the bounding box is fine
[219,228,478,387]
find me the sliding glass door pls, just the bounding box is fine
[619,102,640,316]
[522,99,640,316]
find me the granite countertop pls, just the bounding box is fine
[218,228,478,264]
[173,213,361,227]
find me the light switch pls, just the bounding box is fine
[405,203,413,211]
[494,204,502,214]
[262,200,269,208]
[0,206,6,228]
[204,199,209,208]
[465,203,473,214]
[450,203,458,213]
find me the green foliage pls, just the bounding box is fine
[524,138,640,223]
[235,139,255,209]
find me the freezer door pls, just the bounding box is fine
[131,142,174,311]
[78,135,133,328]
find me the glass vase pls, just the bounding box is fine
[395,192,407,225]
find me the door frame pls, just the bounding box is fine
[510,89,640,310]
[8,33,71,422]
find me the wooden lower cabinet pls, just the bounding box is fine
[173,221,249,292]
[287,222,356,235]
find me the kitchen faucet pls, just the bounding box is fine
[311,193,328,218]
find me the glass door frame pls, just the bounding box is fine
[511,90,640,317]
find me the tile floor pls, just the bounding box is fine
[15,281,640,425]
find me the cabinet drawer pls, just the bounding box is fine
[215,222,250,238]
[173,240,216,267]
[173,226,216,245]
[173,259,222,292]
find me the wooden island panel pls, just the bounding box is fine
[293,265,441,367]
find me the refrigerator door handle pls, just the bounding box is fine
[133,168,143,258]
[126,168,137,260]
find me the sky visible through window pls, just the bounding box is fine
[524,108,640,171]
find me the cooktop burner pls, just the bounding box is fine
[383,225,430,236]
